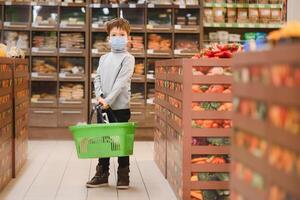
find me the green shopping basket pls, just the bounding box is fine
[69,105,135,159]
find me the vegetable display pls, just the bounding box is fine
[192,137,230,146]
[192,66,232,76]
[192,43,243,59]
[192,102,233,112]
[192,155,230,164]
[192,84,232,94]
[192,119,232,129]
[191,190,230,200]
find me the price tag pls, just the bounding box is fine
[129,3,136,8]
[93,3,101,8]
[49,2,56,6]
[92,49,99,54]
[60,48,66,53]
[174,49,181,54]
[179,4,186,9]
[239,23,246,28]
[32,47,39,53]
[5,1,12,5]
[146,24,153,29]
[31,2,37,6]
[31,98,38,103]
[61,2,68,6]
[4,22,11,27]
[59,73,66,78]
[226,23,233,28]
[174,25,182,30]
[248,23,255,28]
[148,3,154,8]
[92,24,99,28]
[112,3,118,8]
[31,72,38,78]
[147,49,154,54]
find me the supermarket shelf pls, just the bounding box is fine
[204,22,283,29]
[0,102,12,113]
[0,71,12,80]
[231,175,266,200]
[31,25,58,31]
[155,120,166,135]
[155,85,166,94]
[0,87,12,96]
[165,74,183,83]
[60,2,86,7]
[231,146,268,175]
[192,93,232,102]
[3,1,31,6]
[173,4,200,9]
[192,75,232,84]
[204,2,283,9]
[233,113,266,138]
[190,181,229,190]
[191,146,230,155]
[191,128,232,137]
[191,111,232,120]
[147,3,172,8]
[166,118,182,134]
[191,163,230,172]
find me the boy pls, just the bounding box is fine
[86,18,135,189]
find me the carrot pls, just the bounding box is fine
[217,105,226,111]
[195,120,203,126]
[190,191,203,200]
[192,157,207,163]
[191,175,198,181]
[212,157,226,164]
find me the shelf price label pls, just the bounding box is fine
[59,73,66,78]
[112,3,119,8]
[174,49,182,54]
[147,49,154,54]
[61,2,68,6]
[49,2,56,6]
[92,4,101,8]
[179,4,186,9]
[4,22,11,27]
[129,3,136,8]
[92,49,99,54]
[5,1,12,5]
[146,24,154,29]
[31,2,37,6]
[148,3,155,8]
[92,24,99,28]
[31,72,38,78]
[174,25,182,30]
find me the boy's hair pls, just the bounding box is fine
[105,18,131,35]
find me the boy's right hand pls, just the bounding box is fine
[97,97,109,109]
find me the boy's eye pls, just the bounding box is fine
[112,34,116,36]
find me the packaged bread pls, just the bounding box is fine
[213,7,226,23]
[227,8,237,23]
[259,8,271,23]
[258,0,269,3]
[271,9,281,23]
[249,8,259,23]
[237,8,248,23]
[204,8,213,23]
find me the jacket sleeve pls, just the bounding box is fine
[94,55,105,98]
[104,55,135,106]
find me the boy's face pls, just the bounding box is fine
[109,27,129,39]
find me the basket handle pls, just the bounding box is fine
[88,103,118,124]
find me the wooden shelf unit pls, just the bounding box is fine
[0,58,29,192]
[231,44,300,200]
[155,58,233,200]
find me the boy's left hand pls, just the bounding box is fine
[97,97,110,109]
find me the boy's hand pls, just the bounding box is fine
[97,97,109,109]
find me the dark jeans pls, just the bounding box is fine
[97,108,131,171]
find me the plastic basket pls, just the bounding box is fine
[69,122,135,158]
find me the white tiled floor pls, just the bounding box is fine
[0,141,177,200]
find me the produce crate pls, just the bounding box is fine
[155,58,233,200]
[231,44,300,200]
[0,58,14,192]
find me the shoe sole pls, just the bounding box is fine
[117,186,129,190]
[86,183,108,188]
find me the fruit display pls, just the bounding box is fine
[148,34,172,51]
[59,83,84,100]
[192,43,243,59]
[192,102,233,111]
[155,58,232,200]
[192,84,232,93]
[60,33,85,49]
[268,21,300,44]
[233,162,265,190]
[192,119,232,128]
[234,129,267,158]
[191,190,230,200]
[232,44,300,200]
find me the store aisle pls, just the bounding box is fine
[0,141,176,200]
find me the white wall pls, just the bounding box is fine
[287,0,300,21]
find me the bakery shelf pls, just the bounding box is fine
[204,2,283,9]
[29,108,58,127]
[60,2,87,7]
[204,22,283,29]
[4,1,31,6]
[173,4,200,9]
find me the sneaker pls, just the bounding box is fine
[86,165,109,188]
[117,167,130,190]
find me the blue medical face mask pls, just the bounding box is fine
[109,36,128,51]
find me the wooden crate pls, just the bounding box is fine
[155,58,233,200]
[231,44,300,200]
